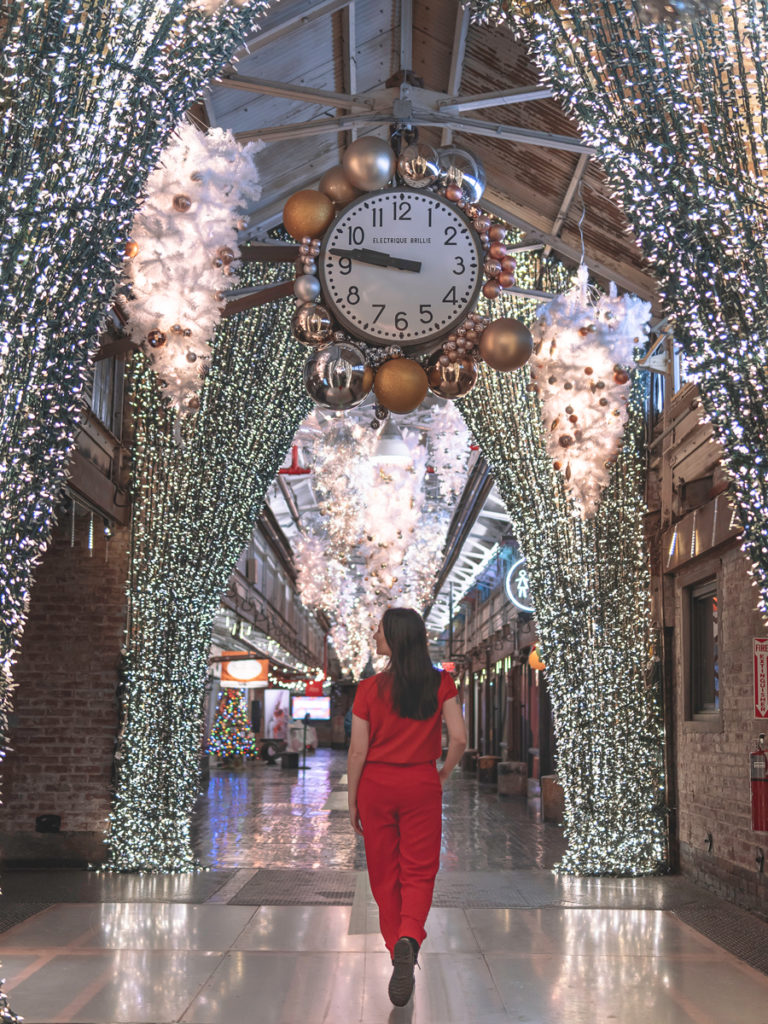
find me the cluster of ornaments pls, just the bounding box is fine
[281,136,534,424]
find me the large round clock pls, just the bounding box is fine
[318,188,484,352]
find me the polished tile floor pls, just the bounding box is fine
[0,749,767,1023]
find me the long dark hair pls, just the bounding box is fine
[381,607,440,720]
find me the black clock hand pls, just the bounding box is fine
[329,247,422,273]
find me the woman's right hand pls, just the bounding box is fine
[349,804,364,835]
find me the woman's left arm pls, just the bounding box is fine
[347,714,370,835]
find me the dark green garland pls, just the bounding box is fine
[0,0,270,831]
[470,0,768,614]
[107,261,311,871]
[460,363,667,874]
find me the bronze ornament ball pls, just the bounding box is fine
[172,194,192,212]
[478,318,533,372]
[283,190,335,242]
[342,137,396,192]
[318,165,362,208]
[373,357,428,414]
[292,302,333,347]
[427,354,477,399]
[304,341,373,410]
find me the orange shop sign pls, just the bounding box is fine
[221,653,269,687]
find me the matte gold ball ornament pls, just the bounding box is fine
[318,165,362,208]
[342,137,396,192]
[478,318,533,371]
[373,358,428,414]
[283,190,335,242]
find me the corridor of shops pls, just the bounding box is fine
[0,749,767,1023]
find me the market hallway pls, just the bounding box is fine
[1,750,768,1023]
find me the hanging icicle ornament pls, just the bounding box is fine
[122,123,262,412]
[530,266,651,516]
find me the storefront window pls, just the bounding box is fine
[689,578,719,716]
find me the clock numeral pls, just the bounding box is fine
[453,256,466,275]
[372,208,383,227]
[347,225,364,245]
[443,286,457,304]
[419,304,433,324]
[338,257,352,275]
[347,286,360,305]
[395,311,408,331]
[392,200,412,221]
[444,226,457,246]
[428,208,433,227]
[372,303,386,323]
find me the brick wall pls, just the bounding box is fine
[673,541,768,909]
[0,512,128,863]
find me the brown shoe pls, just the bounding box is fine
[388,937,416,1006]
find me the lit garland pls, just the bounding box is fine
[459,354,667,875]
[469,1,768,615]
[107,261,311,872]
[208,689,257,762]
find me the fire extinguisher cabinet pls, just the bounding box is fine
[750,735,768,832]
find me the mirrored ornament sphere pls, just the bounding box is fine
[172,194,192,212]
[304,342,373,409]
[293,274,322,303]
[478,317,533,371]
[292,302,333,347]
[437,147,486,203]
[147,330,166,348]
[397,142,440,188]
[318,165,362,207]
[342,137,396,192]
[427,354,477,399]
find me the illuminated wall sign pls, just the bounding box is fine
[505,558,534,613]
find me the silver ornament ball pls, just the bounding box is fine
[437,147,486,203]
[304,341,373,410]
[397,142,440,189]
[292,302,333,347]
[342,137,396,192]
[293,274,322,303]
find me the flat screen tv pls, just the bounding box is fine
[292,695,331,720]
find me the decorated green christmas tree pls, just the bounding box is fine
[208,689,256,765]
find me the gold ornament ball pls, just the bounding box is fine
[283,190,335,242]
[373,358,428,414]
[318,165,362,208]
[125,240,139,259]
[478,318,533,372]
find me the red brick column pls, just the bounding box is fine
[0,512,128,866]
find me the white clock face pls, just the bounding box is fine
[318,188,484,350]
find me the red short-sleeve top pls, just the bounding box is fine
[352,670,458,764]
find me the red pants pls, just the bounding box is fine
[357,761,442,955]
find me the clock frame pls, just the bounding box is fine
[318,187,485,354]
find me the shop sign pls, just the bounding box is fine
[221,654,269,688]
[755,638,768,718]
[306,679,323,696]
[505,558,534,613]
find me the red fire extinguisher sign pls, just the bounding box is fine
[751,736,768,832]
[754,638,768,718]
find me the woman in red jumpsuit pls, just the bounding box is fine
[347,607,467,1007]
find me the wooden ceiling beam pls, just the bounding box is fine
[233,0,351,58]
[441,3,471,146]
[439,85,553,114]
[544,152,590,258]
[216,73,373,111]
[221,280,294,318]
[341,2,358,143]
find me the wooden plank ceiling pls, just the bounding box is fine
[203,0,658,306]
